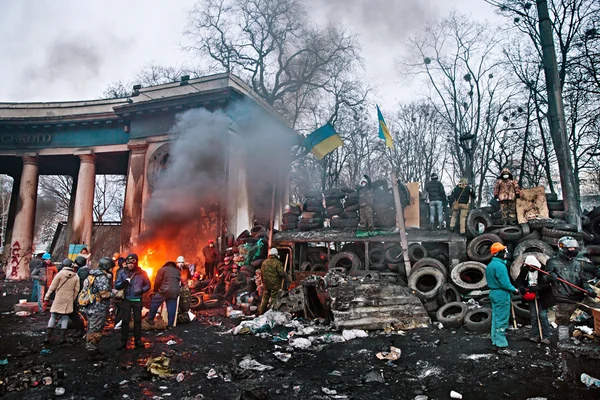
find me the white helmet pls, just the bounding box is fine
[269,248,279,256]
[176,256,185,263]
[524,255,541,268]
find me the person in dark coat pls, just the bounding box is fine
[29,253,44,302]
[447,178,476,235]
[202,240,221,279]
[425,172,447,229]
[146,261,181,330]
[115,254,151,349]
[515,255,555,345]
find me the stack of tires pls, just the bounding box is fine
[331,189,359,229]
[281,205,301,231]
[298,191,325,231]
[373,182,396,228]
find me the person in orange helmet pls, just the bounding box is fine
[485,242,519,356]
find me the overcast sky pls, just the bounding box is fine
[0,0,503,107]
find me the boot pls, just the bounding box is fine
[43,328,54,344]
[558,326,570,343]
[58,329,67,344]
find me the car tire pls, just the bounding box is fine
[466,210,493,238]
[541,227,583,240]
[554,223,578,232]
[412,257,447,279]
[436,301,468,329]
[466,233,502,263]
[509,252,551,280]
[464,307,492,332]
[499,226,523,242]
[328,251,361,273]
[408,266,446,302]
[436,283,461,305]
[450,261,488,293]
[547,201,564,211]
[408,243,428,263]
[513,239,555,259]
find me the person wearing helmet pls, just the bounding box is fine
[493,168,521,226]
[115,254,150,349]
[75,255,89,291]
[202,240,221,279]
[31,253,57,316]
[546,236,597,343]
[358,175,374,229]
[80,257,114,360]
[146,261,181,330]
[515,255,555,345]
[447,178,475,235]
[258,248,287,315]
[425,172,447,229]
[485,242,520,355]
[42,258,80,345]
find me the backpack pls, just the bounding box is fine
[78,275,97,306]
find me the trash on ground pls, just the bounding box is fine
[43,376,52,385]
[575,325,593,335]
[0,359,8,365]
[231,310,292,335]
[460,354,494,360]
[176,372,185,382]
[273,352,292,363]
[238,355,274,371]
[146,356,175,378]
[581,373,600,388]
[342,329,368,341]
[40,349,51,355]
[207,368,218,379]
[119,380,128,385]
[166,340,177,346]
[15,311,31,317]
[322,387,337,395]
[289,337,312,349]
[55,387,66,396]
[450,390,463,399]
[188,311,196,321]
[376,346,401,361]
[363,370,385,383]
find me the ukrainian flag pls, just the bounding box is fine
[303,124,344,160]
[377,105,393,148]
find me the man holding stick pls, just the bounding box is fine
[257,248,287,315]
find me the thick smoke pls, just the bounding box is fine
[139,100,297,250]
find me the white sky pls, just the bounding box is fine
[0,0,502,106]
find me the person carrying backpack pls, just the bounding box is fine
[79,257,114,360]
[43,259,80,344]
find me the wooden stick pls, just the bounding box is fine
[390,172,412,276]
[510,300,518,329]
[534,297,543,341]
[527,264,589,294]
[280,253,289,290]
[268,183,277,248]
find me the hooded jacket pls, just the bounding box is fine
[45,267,80,314]
[154,262,181,299]
[202,245,221,264]
[546,252,594,303]
[31,262,58,287]
[115,266,151,301]
[425,179,446,202]
[515,264,556,309]
[494,168,521,201]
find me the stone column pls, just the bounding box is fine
[121,144,147,253]
[63,175,78,258]
[1,171,21,261]
[8,156,39,280]
[71,154,96,247]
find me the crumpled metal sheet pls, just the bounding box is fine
[145,356,175,378]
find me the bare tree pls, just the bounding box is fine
[0,175,14,248]
[93,175,126,222]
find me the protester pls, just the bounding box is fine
[75,256,89,290]
[516,255,554,345]
[358,175,374,229]
[546,236,597,343]
[485,242,519,355]
[115,254,150,349]
[447,178,475,235]
[146,261,181,331]
[59,258,87,338]
[425,172,446,229]
[258,248,287,315]
[176,256,192,323]
[43,258,80,344]
[111,257,127,330]
[78,247,91,261]
[31,253,57,316]
[80,257,114,360]
[29,253,44,302]
[202,240,221,279]
[493,168,521,226]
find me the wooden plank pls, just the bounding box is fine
[391,173,412,275]
[517,186,549,223]
[404,182,420,228]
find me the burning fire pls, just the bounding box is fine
[136,243,175,282]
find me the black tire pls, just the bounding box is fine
[225,233,234,248]
[305,190,322,199]
[491,211,503,219]
[519,223,531,237]
[344,197,359,207]
[385,246,403,263]
[545,193,558,202]
[324,188,346,198]
[582,230,595,244]
[203,299,220,309]
[412,257,447,279]
[513,239,555,258]
[328,251,361,272]
[326,207,344,217]
[584,245,600,257]
[499,226,523,242]
[308,222,323,230]
[480,206,496,214]
[511,295,531,320]
[582,215,591,227]
[282,215,299,224]
[517,230,541,243]
[250,225,266,237]
[368,248,386,270]
[297,222,310,231]
[312,263,326,272]
[236,230,251,241]
[541,227,583,240]
[590,216,600,237]
[345,204,360,212]
[550,210,566,219]
[281,223,297,231]
[190,295,203,310]
[408,266,446,301]
[528,219,556,229]
[464,308,492,332]
[450,261,488,293]
[436,302,468,329]
[305,205,325,213]
[340,211,358,219]
[436,283,461,306]
[287,205,301,215]
[466,233,502,263]
[408,243,428,263]
[554,223,577,232]
[466,210,493,238]
[547,201,564,211]
[346,191,359,200]
[330,218,359,228]
[299,261,312,272]
[542,236,560,247]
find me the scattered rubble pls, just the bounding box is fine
[238,355,273,371]
[146,356,175,378]
[376,346,401,361]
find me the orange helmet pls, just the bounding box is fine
[490,242,507,255]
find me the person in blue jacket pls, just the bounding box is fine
[486,242,519,356]
[115,254,150,350]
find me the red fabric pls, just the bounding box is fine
[523,291,536,301]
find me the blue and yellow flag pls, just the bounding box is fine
[303,124,344,160]
[377,105,393,148]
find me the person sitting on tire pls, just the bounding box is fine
[358,175,374,230]
[493,168,520,226]
[448,178,475,235]
[546,236,597,343]
[425,172,447,230]
[485,242,519,356]
[515,255,555,345]
[258,248,287,315]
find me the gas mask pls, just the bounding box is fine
[565,248,579,258]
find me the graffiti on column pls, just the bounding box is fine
[10,241,21,278]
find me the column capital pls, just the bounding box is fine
[22,156,38,166]
[78,154,96,164]
[128,143,148,154]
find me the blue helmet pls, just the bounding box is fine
[41,253,51,260]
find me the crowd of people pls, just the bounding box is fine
[28,239,289,361]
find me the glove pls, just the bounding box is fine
[587,289,597,298]
[527,286,540,293]
[518,287,528,295]
[548,273,558,282]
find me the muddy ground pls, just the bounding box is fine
[0,281,598,400]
